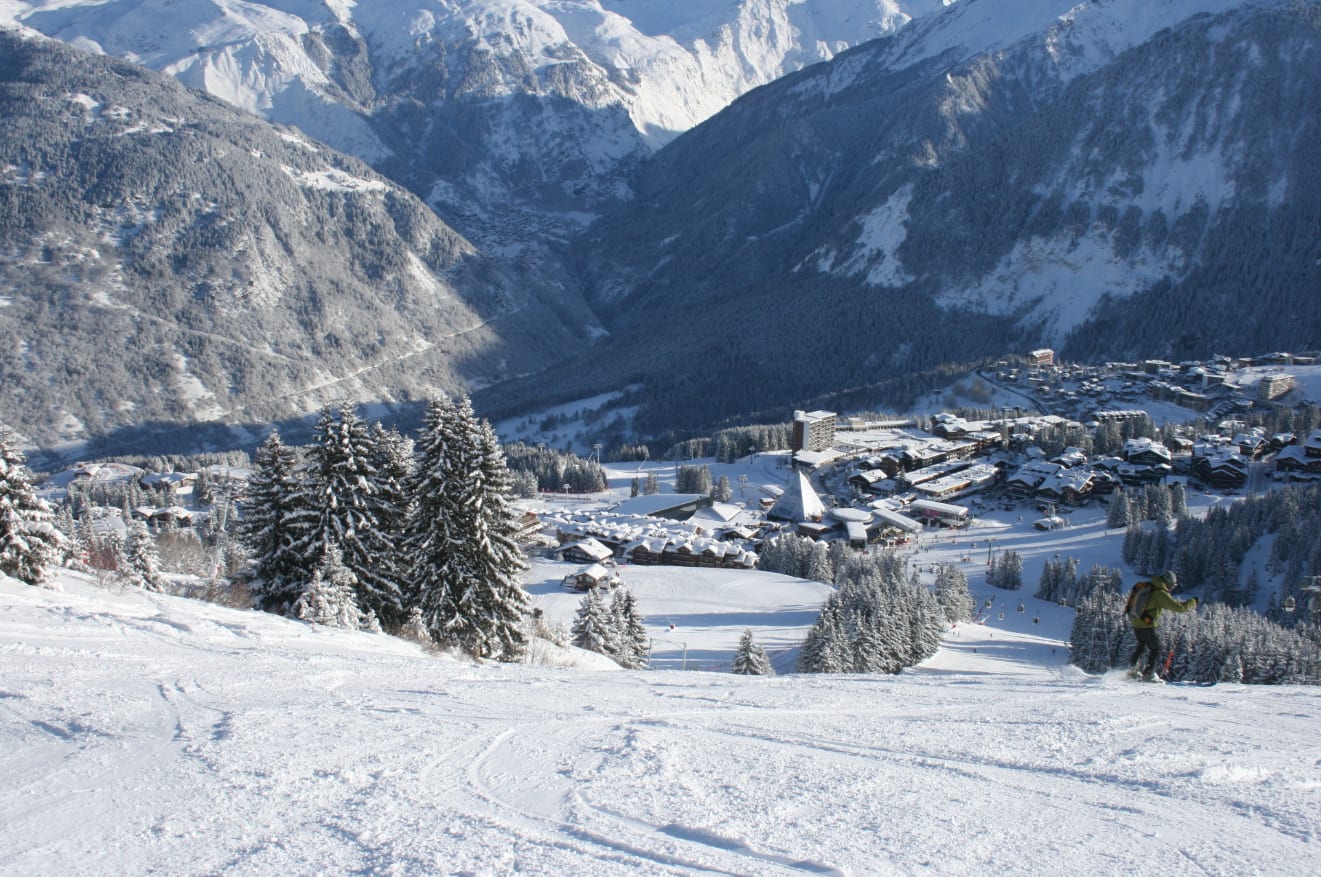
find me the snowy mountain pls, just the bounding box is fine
[0,30,595,459]
[4,565,1320,874]
[515,0,1320,434]
[1,0,948,256]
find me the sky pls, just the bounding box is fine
[5,453,1319,876]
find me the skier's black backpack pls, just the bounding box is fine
[1125,581,1153,624]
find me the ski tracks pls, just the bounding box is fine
[451,712,850,875]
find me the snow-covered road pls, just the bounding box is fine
[4,573,1320,876]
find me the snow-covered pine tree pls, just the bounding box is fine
[241,432,305,610]
[851,614,888,673]
[368,422,414,560]
[905,582,946,665]
[293,540,365,630]
[731,628,775,675]
[0,426,63,586]
[120,519,168,592]
[934,564,974,623]
[571,587,618,657]
[294,405,407,627]
[610,588,650,669]
[405,396,529,660]
[991,549,1023,589]
[1106,489,1130,528]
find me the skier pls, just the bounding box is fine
[1127,571,1197,682]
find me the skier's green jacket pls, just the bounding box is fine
[1131,573,1197,629]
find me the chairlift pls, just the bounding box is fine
[1283,595,1297,613]
[984,598,994,609]
[1032,615,1040,625]
[997,611,1005,621]
[1017,602,1025,613]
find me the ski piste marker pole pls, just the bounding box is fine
[1162,648,1175,676]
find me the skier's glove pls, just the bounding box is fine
[1188,597,1199,609]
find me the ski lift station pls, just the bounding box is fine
[907,499,971,528]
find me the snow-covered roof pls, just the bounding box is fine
[870,507,923,534]
[555,538,613,562]
[610,494,707,517]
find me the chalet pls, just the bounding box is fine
[624,536,757,569]
[1273,446,1321,479]
[1088,469,1121,495]
[1233,433,1269,460]
[143,506,198,528]
[1123,437,1173,467]
[1304,429,1321,459]
[1114,462,1172,486]
[1029,348,1055,366]
[554,538,615,565]
[848,469,894,495]
[561,563,620,591]
[1035,469,1095,506]
[141,471,198,495]
[513,511,545,543]
[1051,448,1089,468]
[1192,444,1249,490]
[1005,461,1066,498]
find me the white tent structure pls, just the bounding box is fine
[767,470,826,523]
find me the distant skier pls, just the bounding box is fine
[1126,571,1197,682]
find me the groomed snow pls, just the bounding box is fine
[4,549,1319,874]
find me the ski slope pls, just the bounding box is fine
[4,566,1319,876]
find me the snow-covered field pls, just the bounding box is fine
[5,552,1320,875]
[5,445,1318,875]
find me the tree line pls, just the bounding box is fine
[238,397,530,660]
[758,535,965,674]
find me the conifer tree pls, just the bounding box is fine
[934,564,974,623]
[294,405,406,626]
[0,427,62,586]
[610,588,650,669]
[293,541,365,630]
[405,396,529,660]
[120,519,167,592]
[241,432,305,611]
[571,587,618,657]
[1106,490,1130,528]
[731,628,775,675]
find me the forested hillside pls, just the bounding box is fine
[0,31,591,459]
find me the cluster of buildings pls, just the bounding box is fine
[998,351,1317,421]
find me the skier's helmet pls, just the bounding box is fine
[1161,570,1178,590]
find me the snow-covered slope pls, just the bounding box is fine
[4,568,1320,875]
